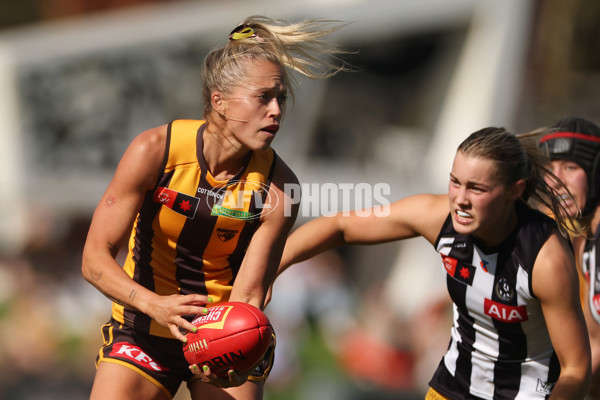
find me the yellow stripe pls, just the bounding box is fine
[150,135,202,336]
[165,120,205,171]
[95,322,114,367]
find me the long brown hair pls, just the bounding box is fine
[457,127,583,237]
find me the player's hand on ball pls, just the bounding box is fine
[143,293,212,342]
[182,302,273,375]
[189,364,251,388]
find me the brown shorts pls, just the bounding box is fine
[95,318,276,397]
[96,318,193,398]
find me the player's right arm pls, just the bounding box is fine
[81,125,210,341]
[278,193,448,276]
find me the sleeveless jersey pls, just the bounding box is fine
[429,201,560,400]
[582,221,600,324]
[112,119,278,338]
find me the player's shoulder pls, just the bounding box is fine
[391,193,448,215]
[269,153,299,187]
[116,124,169,190]
[129,124,168,155]
[389,193,449,242]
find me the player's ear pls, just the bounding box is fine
[211,91,224,114]
[509,179,526,201]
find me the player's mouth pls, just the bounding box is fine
[557,193,575,207]
[261,124,279,136]
[454,209,473,224]
[558,193,574,201]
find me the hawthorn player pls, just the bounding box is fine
[539,117,600,398]
[81,16,347,400]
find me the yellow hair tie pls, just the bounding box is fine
[228,25,256,41]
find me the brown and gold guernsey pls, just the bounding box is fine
[112,119,278,338]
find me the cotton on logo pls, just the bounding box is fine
[109,343,167,371]
[484,298,528,323]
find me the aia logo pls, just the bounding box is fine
[109,342,168,371]
[484,298,528,323]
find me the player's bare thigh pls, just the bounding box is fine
[90,361,170,400]
[188,379,263,400]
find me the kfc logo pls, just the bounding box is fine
[110,343,168,371]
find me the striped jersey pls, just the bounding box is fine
[429,201,560,400]
[582,221,600,324]
[112,119,278,338]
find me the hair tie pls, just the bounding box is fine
[229,24,256,41]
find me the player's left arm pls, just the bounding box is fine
[534,231,592,399]
[191,161,298,387]
[582,283,600,396]
[229,158,299,310]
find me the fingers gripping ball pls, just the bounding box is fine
[183,302,274,376]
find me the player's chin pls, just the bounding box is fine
[254,133,276,149]
[255,140,274,151]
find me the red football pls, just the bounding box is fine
[183,302,273,375]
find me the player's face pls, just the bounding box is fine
[448,152,518,247]
[547,160,588,218]
[219,59,287,151]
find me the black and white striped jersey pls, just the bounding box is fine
[429,201,560,400]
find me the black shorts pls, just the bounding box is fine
[96,318,193,398]
[95,318,276,397]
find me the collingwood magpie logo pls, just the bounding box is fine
[495,277,514,302]
[536,379,554,395]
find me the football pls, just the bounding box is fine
[183,302,273,375]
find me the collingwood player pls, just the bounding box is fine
[279,127,591,399]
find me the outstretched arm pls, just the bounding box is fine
[278,193,449,276]
[534,232,592,399]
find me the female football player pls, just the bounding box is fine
[279,127,591,399]
[540,116,600,399]
[82,15,347,400]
